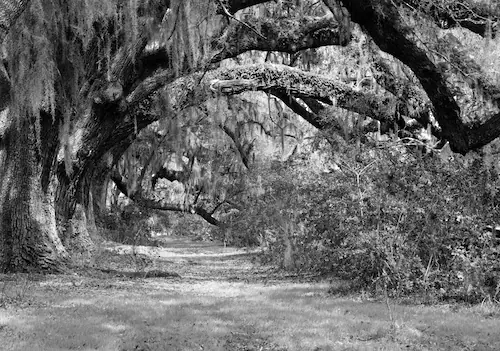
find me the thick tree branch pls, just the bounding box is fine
[121,63,403,155]
[335,0,473,152]
[118,62,442,165]
[127,14,347,99]
[125,70,175,108]
[212,14,347,62]
[132,64,398,125]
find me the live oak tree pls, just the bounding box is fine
[2,0,500,272]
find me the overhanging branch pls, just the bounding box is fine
[110,171,221,226]
[212,14,347,62]
[335,0,471,152]
[126,63,402,136]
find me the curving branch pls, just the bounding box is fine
[121,63,404,152]
[333,0,500,153]
[126,13,348,107]
[110,170,221,226]
[176,64,399,123]
[117,62,447,163]
[211,13,348,62]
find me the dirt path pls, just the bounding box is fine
[1,235,500,351]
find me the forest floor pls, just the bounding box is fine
[1,235,500,351]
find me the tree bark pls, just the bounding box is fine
[0,110,68,272]
[91,158,113,222]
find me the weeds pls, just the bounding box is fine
[0,274,35,308]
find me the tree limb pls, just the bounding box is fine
[211,13,347,62]
[127,14,347,96]
[335,0,473,153]
[110,170,221,226]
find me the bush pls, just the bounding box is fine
[98,205,166,246]
[226,141,500,302]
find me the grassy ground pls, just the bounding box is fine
[1,235,500,351]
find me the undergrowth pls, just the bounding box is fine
[222,141,500,303]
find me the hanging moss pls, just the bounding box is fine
[162,0,218,75]
[4,0,147,170]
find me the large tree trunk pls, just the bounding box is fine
[0,110,68,272]
[90,153,116,224]
[53,104,124,256]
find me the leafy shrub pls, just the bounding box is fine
[98,205,165,246]
[171,213,213,239]
[226,141,500,302]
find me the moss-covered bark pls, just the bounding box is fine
[0,111,68,272]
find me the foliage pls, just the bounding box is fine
[170,213,213,239]
[225,139,500,302]
[98,205,168,246]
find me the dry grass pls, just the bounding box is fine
[1,236,500,350]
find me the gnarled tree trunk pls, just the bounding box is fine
[54,157,97,260]
[0,110,68,272]
[53,103,126,257]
